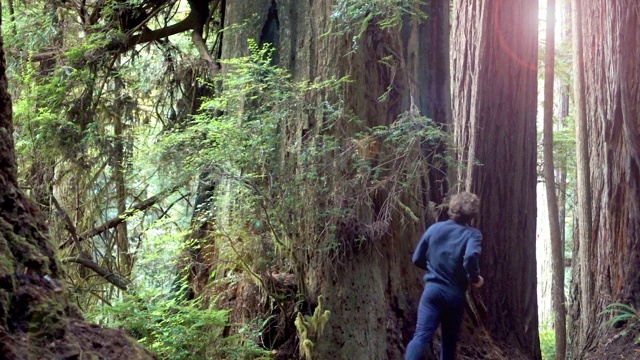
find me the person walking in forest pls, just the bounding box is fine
[405,192,484,360]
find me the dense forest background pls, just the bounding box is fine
[0,0,639,359]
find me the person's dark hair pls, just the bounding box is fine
[448,192,480,224]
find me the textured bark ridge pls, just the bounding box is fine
[569,1,640,358]
[0,34,155,360]
[451,0,541,359]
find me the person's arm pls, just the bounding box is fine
[412,230,430,270]
[463,230,483,284]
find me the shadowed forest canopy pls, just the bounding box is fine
[0,0,639,359]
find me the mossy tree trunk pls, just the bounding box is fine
[569,1,640,358]
[0,28,155,360]
[450,0,541,359]
[219,1,453,359]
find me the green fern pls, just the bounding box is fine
[600,303,640,344]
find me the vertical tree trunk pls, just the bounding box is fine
[114,103,131,274]
[536,183,553,326]
[568,0,595,353]
[569,1,640,358]
[5,0,17,36]
[178,170,217,299]
[450,0,541,359]
[0,26,155,360]
[542,1,566,358]
[557,2,572,249]
[220,1,452,358]
[25,1,62,221]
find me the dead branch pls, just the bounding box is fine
[59,182,186,249]
[51,194,91,259]
[63,256,130,291]
[191,31,220,74]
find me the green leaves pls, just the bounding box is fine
[89,288,269,360]
[162,41,294,176]
[538,327,556,360]
[328,0,427,46]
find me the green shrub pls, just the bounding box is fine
[539,327,556,360]
[89,288,270,360]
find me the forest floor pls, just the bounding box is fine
[0,275,156,360]
[584,330,640,360]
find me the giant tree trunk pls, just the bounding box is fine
[450,0,541,359]
[0,29,155,360]
[220,1,451,359]
[569,1,640,358]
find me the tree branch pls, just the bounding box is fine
[63,257,130,291]
[191,31,220,74]
[51,194,92,259]
[27,1,211,62]
[59,182,185,249]
[127,15,197,48]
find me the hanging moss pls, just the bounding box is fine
[295,295,331,360]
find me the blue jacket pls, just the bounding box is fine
[412,220,482,291]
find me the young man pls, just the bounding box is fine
[405,192,484,360]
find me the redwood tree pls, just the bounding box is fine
[217,1,452,358]
[450,0,541,358]
[569,1,640,358]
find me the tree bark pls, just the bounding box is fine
[569,0,596,354]
[114,82,131,274]
[0,28,155,360]
[220,1,452,359]
[542,1,566,358]
[569,1,640,358]
[450,0,541,358]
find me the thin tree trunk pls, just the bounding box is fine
[569,0,595,355]
[6,0,18,36]
[542,1,566,358]
[114,110,131,274]
[556,94,567,250]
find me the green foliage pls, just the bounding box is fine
[539,327,556,360]
[2,2,56,59]
[551,115,577,173]
[350,109,449,222]
[6,0,201,312]
[63,31,113,64]
[89,288,270,360]
[536,111,577,258]
[12,63,92,162]
[160,38,451,277]
[164,41,345,176]
[160,40,348,265]
[131,215,189,291]
[600,303,640,344]
[329,0,426,44]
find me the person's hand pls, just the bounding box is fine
[471,276,484,288]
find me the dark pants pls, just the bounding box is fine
[405,283,465,360]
